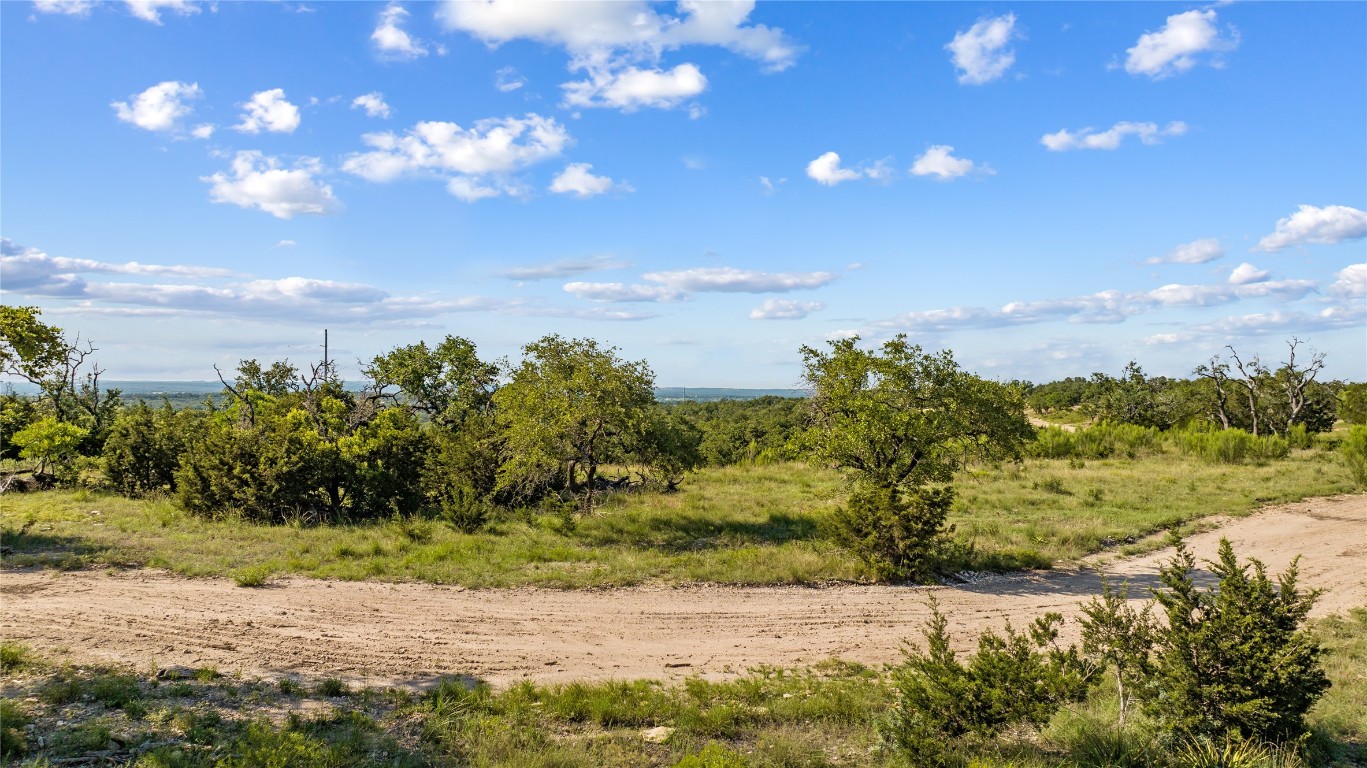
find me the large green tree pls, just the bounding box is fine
[494,335,660,510]
[800,335,1033,489]
[800,335,1033,580]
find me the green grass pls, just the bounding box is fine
[4,612,1362,767]
[1,450,1358,587]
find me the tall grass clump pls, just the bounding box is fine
[1030,422,1162,460]
[1173,426,1289,465]
[1341,425,1367,487]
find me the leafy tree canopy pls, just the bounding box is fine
[800,334,1033,489]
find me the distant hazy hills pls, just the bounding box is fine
[2,381,807,402]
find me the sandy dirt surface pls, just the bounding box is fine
[2,495,1363,690]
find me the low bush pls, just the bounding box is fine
[1341,425,1367,487]
[825,484,956,582]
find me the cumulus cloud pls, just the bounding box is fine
[749,299,823,320]
[1228,263,1269,285]
[500,255,631,280]
[562,63,707,111]
[1125,9,1237,79]
[562,282,683,302]
[495,66,527,92]
[439,0,798,113]
[1146,237,1223,265]
[191,123,215,139]
[910,145,991,180]
[946,14,1018,85]
[372,3,431,60]
[203,151,341,219]
[806,151,866,186]
[341,113,571,201]
[32,0,94,16]
[1041,120,1187,151]
[112,81,201,133]
[1328,263,1367,298]
[351,92,392,119]
[549,163,624,197]
[1253,204,1367,252]
[124,0,198,24]
[439,0,799,72]
[643,266,836,293]
[235,89,301,134]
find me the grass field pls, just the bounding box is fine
[1,446,1358,588]
[2,609,1363,767]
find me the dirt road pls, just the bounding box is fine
[2,495,1362,689]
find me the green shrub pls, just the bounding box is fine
[102,401,188,497]
[1148,538,1329,743]
[826,485,956,582]
[1341,425,1367,487]
[1171,735,1306,768]
[883,600,1094,765]
[317,678,348,697]
[1173,426,1289,465]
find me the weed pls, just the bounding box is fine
[233,564,273,587]
[0,641,32,672]
[0,699,31,758]
[318,677,348,697]
[278,677,304,696]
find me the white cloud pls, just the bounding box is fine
[274,240,297,248]
[501,255,631,280]
[1125,9,1237,79]
[549,163,620,198]
[946,14,1018,85]
[563,282,683,302]
[202,151,341,220]
[439,1,797,114]
[351,92,392,119]
[438,0,800,72]
[1,238,236,296]
[562,63,707,111]
[191,123,215,139]
[1041,120,1187,151]
[1228,263,1269,285]
[877,273,1322,334]
[111,81,201,133]
[643,266,837,293]
[806,151,864,186]
[372,3,430,60]
[341,113,571,201]
[32,0,94,16]
[1143,332,1194,345]
[749,299,824,320]
[910,145,990,180]
[235,88,301,134]
[124,0,199,24]
[1328,263,1367,299]
[495,66,526,92]
[1147,237,1223,265]
[1253,204,1367,252]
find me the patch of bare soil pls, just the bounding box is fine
[2,495,1362,690]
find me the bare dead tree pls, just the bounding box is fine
[1280,337,1326,430]
[1193,355,1233,430]
[1227,346,1268,437]
[214,364,253,427]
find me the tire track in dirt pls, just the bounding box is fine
[2,495,1362,689]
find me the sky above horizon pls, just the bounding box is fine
[2,0,1365,387]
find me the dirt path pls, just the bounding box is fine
[2,495,1363,689]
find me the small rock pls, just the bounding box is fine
[641,726,674,744]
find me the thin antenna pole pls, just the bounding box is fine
[323,329,329,381]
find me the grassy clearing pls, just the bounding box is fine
[1,449,1358,587]
[3,610,1363,767]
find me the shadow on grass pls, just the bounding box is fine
[0,529,120,570]
[573,511,821,551]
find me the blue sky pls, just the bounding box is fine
[2,0,1364,387]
